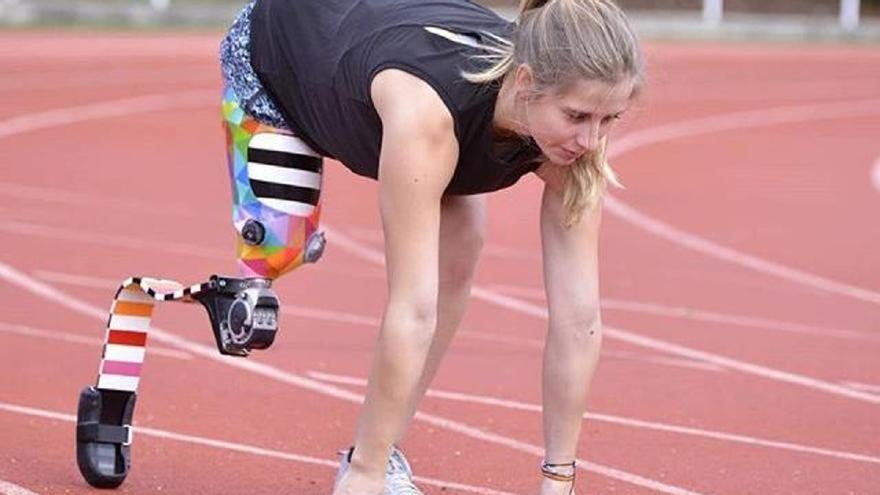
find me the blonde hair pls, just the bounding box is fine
[465,0,644,226]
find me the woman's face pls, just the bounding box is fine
[517,69,636,166]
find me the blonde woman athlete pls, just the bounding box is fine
[219,0,643,493]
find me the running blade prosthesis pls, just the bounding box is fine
[75,275,280,487]
[76,64,329,489]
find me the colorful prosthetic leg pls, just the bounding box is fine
[222,85,326,279]
[77,278,195,488]
[77,87,324,488]
[76,276,281,487]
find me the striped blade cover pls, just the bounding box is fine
[96,277,208,392]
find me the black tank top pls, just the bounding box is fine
[249,0,543,195]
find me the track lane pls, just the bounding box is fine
[1,33,878,494]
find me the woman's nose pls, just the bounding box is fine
[576,122,601,152]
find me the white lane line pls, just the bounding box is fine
[0,400,510,495]
[0,66,215,92]
[0,90,216,140]
[0,480,39,495]
[871,156,880,193]
[282,306,382,328]
[0,38,217,58]
[605,196,880,307]
[459,331,726,372]
[1,90,877,308]
[308,370,880,466]
[0,263,702,495]
[0,91,872,483]
[30,257,880,404]
[487,283,878,343]
[2,92,874,328]
[0,220,228,260]
[31,269,722,372]
[607,98,880,306]
[843,381,880,394]
[33,269,386,327]
[323,226,880,406]
[0,321,192,360]
[0,181,200,218]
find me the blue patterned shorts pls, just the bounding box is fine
[219,1,289,130]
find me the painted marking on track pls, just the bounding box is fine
[0,480,39,495]
[30,259,880,345]
[3,91,877,305]
[487,283,879,343]
[607,98,880,306]
[843,381,880,394]
[0,181,200,218]
[460,331,725,372]
[0,37,217,58]
[34,269,386,327]
[0,65,216,92]
[31,269,723,372]
[0,264,701,495]
[0,321,191,360]
[1,91,877,487]
[308,370,880,466]
[0,400,509,495]
[322,226,880,405]
[0,90,215,140]
[23,258,880,402]
[871,156,880,194]
[0,220,228,260]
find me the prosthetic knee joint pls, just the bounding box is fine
[75,87,326,488]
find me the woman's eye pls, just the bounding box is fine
[602,114,623,124]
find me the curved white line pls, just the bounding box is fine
[466,286,880,405]
[0,65,215,92]
[0,480,39,495]
[0,89,875,488]
[4,204,878,403]
[0,263,702,495]
[2,91,877,305]
[307,370,880,466]
[0,90,215,140]
[871,156,880,193]
[487,284,878,343]
[605,196,880,305]
[607,98,880,305]
[611,99,880,157]
[0,401,509,495]
[0,38,217,58]
[0,321,192,360]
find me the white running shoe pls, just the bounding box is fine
[334,446,423,495]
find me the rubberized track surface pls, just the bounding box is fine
[0,32,878,494]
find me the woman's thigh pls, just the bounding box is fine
[438,194,486,285]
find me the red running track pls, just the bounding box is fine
[0,31,878,494]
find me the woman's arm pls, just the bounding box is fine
[346,69,459,480]
[535,163,603,474]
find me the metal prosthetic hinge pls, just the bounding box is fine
[192,275,280,357]
[303,231,326,263]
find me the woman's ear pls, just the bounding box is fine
[513,63,535,100]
